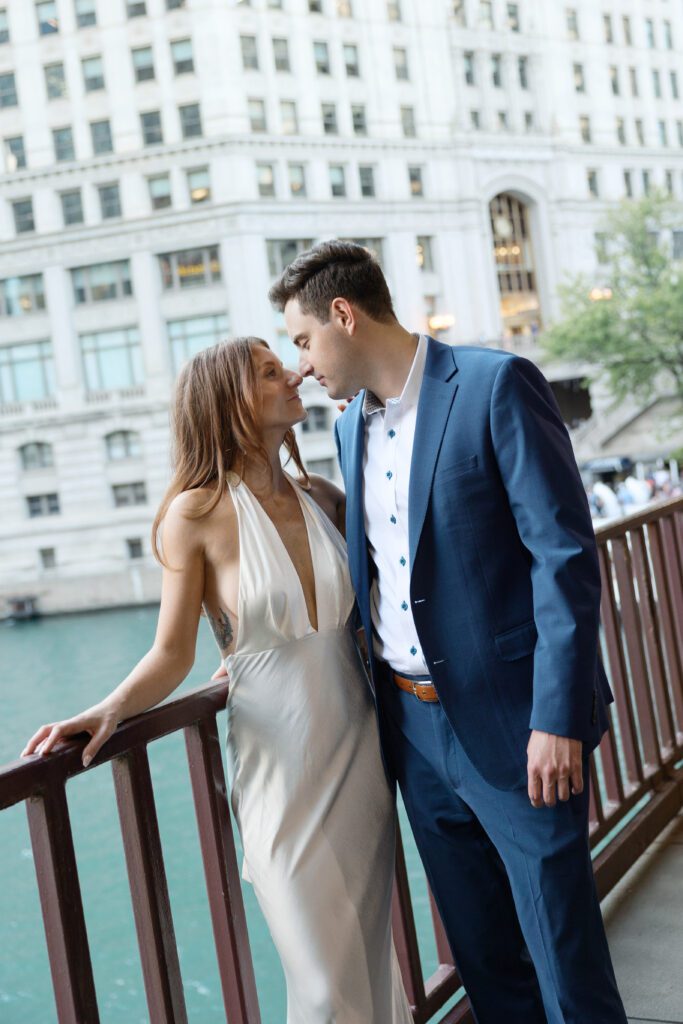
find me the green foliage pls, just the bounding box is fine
[543,191,683,403]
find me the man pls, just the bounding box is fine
[268,240,627,1023]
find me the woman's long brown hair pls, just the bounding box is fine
[152,336,309,564]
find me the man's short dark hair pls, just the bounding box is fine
[268,240,397,324]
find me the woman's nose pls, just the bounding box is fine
[287,370,303,387]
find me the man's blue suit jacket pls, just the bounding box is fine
[334,338,613,791]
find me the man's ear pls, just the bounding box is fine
[330,297,356,334]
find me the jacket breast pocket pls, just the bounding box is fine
[494,620,538,661]
[436,453,478,482]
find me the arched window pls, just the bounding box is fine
[19,441,53,470]
[105,429,141,461]
[301,406,330,433]
[489,192,541,337]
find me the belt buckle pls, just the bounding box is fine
[411,679,421,700]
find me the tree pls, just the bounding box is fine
[542,192,683,404]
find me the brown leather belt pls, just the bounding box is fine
[393,672,439,703]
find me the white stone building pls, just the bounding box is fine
[1,0,681,612]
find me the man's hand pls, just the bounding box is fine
[527,730,583,808]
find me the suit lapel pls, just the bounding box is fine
[408,339,459,571]
[342,395,369,601]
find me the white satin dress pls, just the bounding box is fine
[223,473,412,1024]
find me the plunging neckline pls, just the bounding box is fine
[242,475,320,635]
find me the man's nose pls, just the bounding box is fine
[298,353,314,377]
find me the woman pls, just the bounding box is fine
[22,337,412,1024]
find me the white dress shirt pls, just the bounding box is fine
[362,334,429,675]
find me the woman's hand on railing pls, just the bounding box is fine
[20,700,121,768]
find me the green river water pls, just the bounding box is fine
[0,607,453,1023]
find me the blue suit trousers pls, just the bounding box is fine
[377,665,627,1024]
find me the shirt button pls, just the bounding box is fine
[388,429,396,438]
[399,556,406,566]
[390,515,397,524]
[386,470,393,480]
[401,601,408,611]
[410,646,417,656]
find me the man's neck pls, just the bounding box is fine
[364,327,420,405]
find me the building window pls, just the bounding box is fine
[416,236,434,272]
[256,162,276,197]
[280,100,298,134]
[343,43,359,77]
[98,183,121,219]
[452,1,466,26]
[471,110,481,129]
[616,117,626,145]
[491,54,502,88]
[266,239,313,277]
[45,62,67,99]
[609,66,619,96]
[518,56,528,90]
[573,63,585,93]
[159,246,221,290]
[673,231,683,260]
[127,539,143,560]
[40,547,57,569]
[497,110,508,131]
[623,169,633,198]
[401,105,416,137]
[0,71,18,107]
[127,1,146,15]
[337,0,352,16]
[141,110,163,145]
[309,0,323,11]
[524,111,534,132]
[314,40,330,74]
[75,0,96,27]
[322,103,338,134]
[166,0,185,8]
[603,13,613,44]
[464,52,475,86]
[352,104,367,135]
[653,69,661,100]
[81,329,143,391]
[642,170,651,195]
[171,38,194,74]
[408,165,424,197]
[241,35,259,70]
[671,71,679,101]
[1,274,45,316]
[566,8,578,40]
[308,458,335,479]
[678,121,683,148]
[12,199,35,233]
[61,189,84,226]
[168,313,229,372]
[301,406,330,432]
[479,0,493,28]
[273,37,290,72]
[90,119,113,155]
[288,163,306,198]
[187,167,210,203]
[329,164,346,197]
[507,3,519,32]
[579,116,591,143]
[72,261,132,304]
[635,119,644,145]
[0,341,54,401]
[622,16,631,46]
[36,1,59,34]
[53,126,75,162]
[359,165,375,197]
[659,120,668,147]
[594,232,609,265]
[19,441,54,470]
[646,19,655,49]
[148,174,171,209]
[664,21,673,51]
[247,98,266,133]
[629,67,638,97]
[666,170,674,196]
[105,430,141,460]
[387,1,401,21]
[393,47,409,80]
[113,483,147,507]
[27,493,60,517]
[179,103,202,138]
[132,46,155,82]
[0,9,9,44]
[587,169,599,197]
[82,56,105,91]
[4,136,26,170]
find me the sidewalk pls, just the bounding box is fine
[603,809,683,1024]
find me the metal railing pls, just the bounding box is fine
[2,496,682,1024]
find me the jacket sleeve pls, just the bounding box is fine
[489,356,601,741]
[334,418,342,472]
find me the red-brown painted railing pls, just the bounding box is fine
[2,496,683,1024]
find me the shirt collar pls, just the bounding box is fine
[362,334,427,419]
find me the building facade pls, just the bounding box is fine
[1,0,682,612]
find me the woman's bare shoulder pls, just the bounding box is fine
[305,474,345,508]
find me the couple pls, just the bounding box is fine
[23,241,627,1023]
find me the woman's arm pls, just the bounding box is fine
[21,492,206,766]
